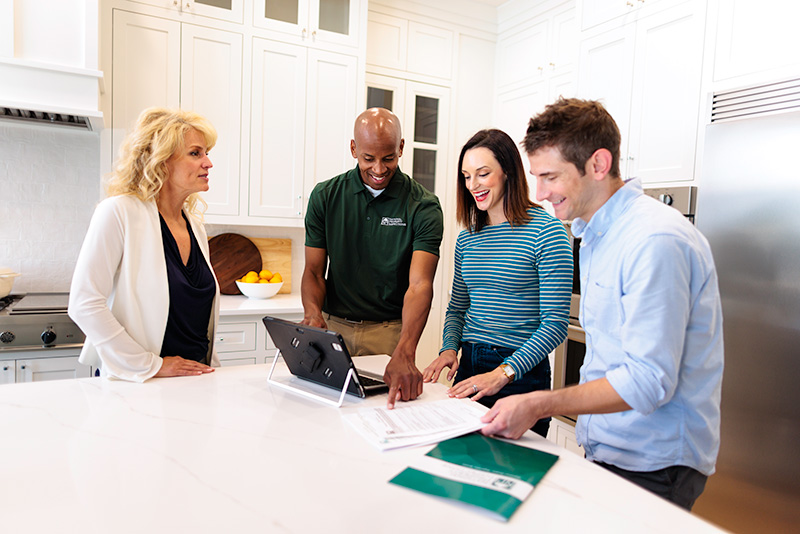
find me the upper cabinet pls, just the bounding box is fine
[253,0,362,49]
[577,0,705,183]
[579,0,672,31]
[496,3,576,92]
[102,0,366,227]
[366,12,454,81]
[124,0,244,23]
[111,10,243,215]
[711,0,800,87]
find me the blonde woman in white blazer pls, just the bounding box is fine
[69,108,221,382]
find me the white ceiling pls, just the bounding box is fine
[472,0,508,5]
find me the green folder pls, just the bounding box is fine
[389,433,558,522]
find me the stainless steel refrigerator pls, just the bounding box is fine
[695,101,800,529]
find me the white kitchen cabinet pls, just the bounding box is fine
[111,10,243,215]
[364,73,450,202]
[549,417,585,456]
[711,0,800,87]
[579,0,679,31]
[248,39,358,220]
[1,353,92,384]
[496,2,576,93]
[216,311,301,365]
[124,0,244,23]
[253,0,362,49]
[366,13,454,81]
[577,1,705,183]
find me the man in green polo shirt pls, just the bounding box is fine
[302,107,444,409]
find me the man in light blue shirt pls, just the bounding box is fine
[480,98,723,510]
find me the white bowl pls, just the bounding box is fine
[0,269,21,299]
[236,280,283,299]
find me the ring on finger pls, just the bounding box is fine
[472,384,478,394]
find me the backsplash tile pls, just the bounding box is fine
[0,122,102,293]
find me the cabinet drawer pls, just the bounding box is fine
[215,323,257,353]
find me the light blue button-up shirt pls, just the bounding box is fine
[570,179,724,475]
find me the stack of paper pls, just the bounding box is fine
[390,433,559,521]
[343,398,487,451]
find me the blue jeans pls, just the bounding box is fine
[454,342,551,438]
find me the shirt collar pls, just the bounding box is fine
[571,178,643,244]
[346,165,404,199]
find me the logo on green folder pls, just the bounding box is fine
[492,478,516,490]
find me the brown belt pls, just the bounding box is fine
[326,313,401,326]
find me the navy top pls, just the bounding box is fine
[159,212,215,363]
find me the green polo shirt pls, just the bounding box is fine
[305,166,444,321]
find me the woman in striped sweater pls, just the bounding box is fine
[422,129,572,437]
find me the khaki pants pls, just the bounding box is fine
[324,313,402,356]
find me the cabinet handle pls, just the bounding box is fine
[549,62,556,69]
[302,28,307,39]
[312,30,317,40]
[626,1,634,6]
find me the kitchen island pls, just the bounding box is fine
[0,357,726,533]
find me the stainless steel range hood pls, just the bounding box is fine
[0,57,104,131]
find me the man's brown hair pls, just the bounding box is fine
[523,97,621,179]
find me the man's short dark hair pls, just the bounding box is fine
[523,97,622,179]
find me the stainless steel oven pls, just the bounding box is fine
[551,186,697,424]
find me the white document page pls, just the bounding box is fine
[343,399,487,451]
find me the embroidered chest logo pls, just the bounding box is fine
[380,217,407,227]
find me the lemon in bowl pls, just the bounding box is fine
[235,270,284,298]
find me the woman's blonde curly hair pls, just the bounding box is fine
[105,107,218,216]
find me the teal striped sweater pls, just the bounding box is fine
[441,207,573,378]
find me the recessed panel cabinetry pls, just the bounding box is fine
[577,0,705,183]
[104,0,365,227]
[124,0,244,23]
[111,10,243,216]
[366,12,454,81]
[248,41,357,220]
[1,353,92,385]
[711,0,800,87]
[495,1,577,169]
[253,0,361,49]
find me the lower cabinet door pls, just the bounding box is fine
[217,355,259,367]
[16,356,92,383]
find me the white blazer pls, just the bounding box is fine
[69,195,220,382]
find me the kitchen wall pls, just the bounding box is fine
[0,121,102,293]
[205,223,306,294]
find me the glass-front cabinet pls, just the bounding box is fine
[365,73,449,200]
[126,0,244,23]
[253,0,360,48]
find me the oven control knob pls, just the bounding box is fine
[0,331,15,344]
[658,193,673,206]
[41,328,57,346]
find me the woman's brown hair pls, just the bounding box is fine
[456,129,539,233]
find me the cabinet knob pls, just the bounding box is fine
[20,365,26,370]
[302,28,307,39]
[312,30,317,40]
[2,366,9,371]
[626,1,634,6]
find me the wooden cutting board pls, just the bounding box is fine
[208,233,262,295]
[249,237,292,294]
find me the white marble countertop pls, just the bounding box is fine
[0,356,726,533]
[218,293,303,317]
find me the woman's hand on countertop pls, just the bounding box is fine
[156,356,215,377]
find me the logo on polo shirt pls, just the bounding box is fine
[380,217,406,227]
